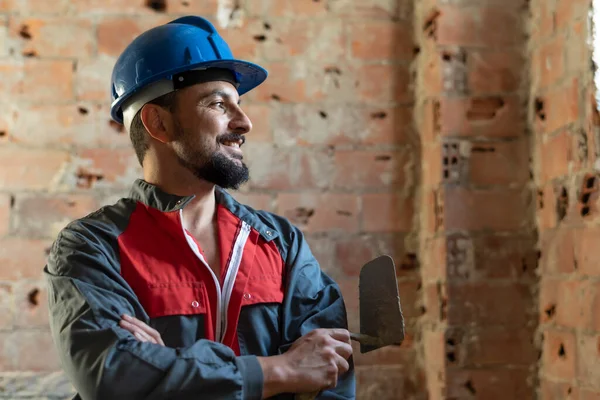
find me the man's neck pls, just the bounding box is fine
[143,162,217,233]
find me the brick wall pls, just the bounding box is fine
[2,0,599,399]
[415,0,538,398]
[532,0,600,397]
[0,0,424,398]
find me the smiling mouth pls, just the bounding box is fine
[221,139,243,148]
[219,135,245,149]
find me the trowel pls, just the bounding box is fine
[296,255,405,399]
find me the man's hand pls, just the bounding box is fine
[257,328,353,398]
[119,314,165,346]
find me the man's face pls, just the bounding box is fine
[169,81,253,190]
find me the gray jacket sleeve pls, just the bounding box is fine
[44,225,263,400]
[279,226,356,399]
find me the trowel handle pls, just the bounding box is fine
[349,331,381,346]
[295,332,378,400]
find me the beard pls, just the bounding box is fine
[172,121,250,190]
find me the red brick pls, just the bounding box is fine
[437,5,523,47]
[354,338,417,367]
[540,130,573,182]
[423,188,443,234]
[422,283,442,322]
[0,238,51,281]
[555,0,580,32]
[539,278,559,323]
[396,279,423,320]
[537,183,559,231]
[468,49,524,94]
[584,281,600,332]
[355,365,424,399]
[245,0,329,17]
[468,139,530,186]
[0,0,71,13]
[421,237,446,283]
[421,99,440,144]
[8,17,94,58]
[249,62,307,103]
[536,35,566,88]
[446,282,534,326]
[349,20,413,61]
[540,379,579,400]
[575,227,600,277]
[0,60,74,102]
[423,329,445,370]
[471,234,538,280]
[555,280,589,329]
[442,187,530,232]
[75,55,114,102]
[577,334,600,389]
[260,20,343,62]
[11,104,130,148]
[0,283,14,330]
[582,389,600,400]
[336,278,359,332]
[539,228,577,275]
[330,0,409,20]
[422,46,444,97]
[73,0,218,14]
[541,329,577,380]
[354,63,411,103]
[97,16,171,56]
[422,142,443,188]
[536,5,553,39]
[219,19,263,60]
[439,96,524,138]
[566,21,589,76]
[73,148,141,189]
[0,147,70,191]
[272,104,411,146]
[276,192,359,233]
[362,193,414,233]
[537,78,580,134]
[164,0,219,14]
[0,194,9,237]
[14,194,99,238]
[446,368,533,399]
[14,280,48,328]
[333,150,409,190]
[231,192,273,212]
[0,330,60,371]
[334,234,408,278]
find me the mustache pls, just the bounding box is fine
[218,133,246,146]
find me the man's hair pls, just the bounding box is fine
[129,91,178,166]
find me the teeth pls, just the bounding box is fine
[222,141,240,148]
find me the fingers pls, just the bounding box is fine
[120,314,165,346]
[332,341,353,360]
[327,328,351,344]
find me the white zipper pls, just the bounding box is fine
[179,209,250,343]
[220,221,251,341]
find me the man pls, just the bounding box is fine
[44,15,355,400]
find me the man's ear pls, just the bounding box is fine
[140,104,174,144]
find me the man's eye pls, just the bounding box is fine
[213,101,225,108]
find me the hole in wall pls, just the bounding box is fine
[145,0,166,12]
[28,288,40,306]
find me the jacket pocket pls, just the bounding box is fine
[141,281,207,318]
[242,274,284,306]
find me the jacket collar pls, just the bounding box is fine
[128,179,279,242]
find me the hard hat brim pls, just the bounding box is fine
[110,59,268,125]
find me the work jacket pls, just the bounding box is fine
[44,179,355,400]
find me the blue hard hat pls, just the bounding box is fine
[110,15,268,127]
